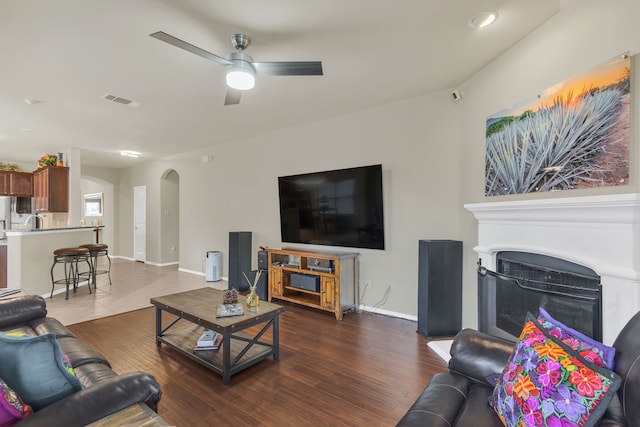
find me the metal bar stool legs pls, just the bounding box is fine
[50,247,91,300]
[80,243,111,289]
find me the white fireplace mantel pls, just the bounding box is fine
[465,193,640,345]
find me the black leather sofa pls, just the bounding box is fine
[0,295,162,426]
[397,311,640,427]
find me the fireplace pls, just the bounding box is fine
[465,193,640,345]
[478,251,602,342]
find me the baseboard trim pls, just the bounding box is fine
[110,255,135,261]
[145,261,179,267]
[358,304,417,321]
[177,267,228,283]
[179,268,204,276]
[110,256,179,268]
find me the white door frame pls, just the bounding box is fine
[133,185,146,262]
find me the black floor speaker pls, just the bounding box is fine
[228,232,252,291]
[417,240,462,338]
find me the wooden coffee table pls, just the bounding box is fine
[151,287,284,384]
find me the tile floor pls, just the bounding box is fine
[46,257,227,325]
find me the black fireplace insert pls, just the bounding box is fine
[478,251,602,342]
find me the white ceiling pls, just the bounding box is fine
[0,0,577,169]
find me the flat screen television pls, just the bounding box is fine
[278,164,385,250]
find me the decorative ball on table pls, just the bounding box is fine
[223,289,238,304]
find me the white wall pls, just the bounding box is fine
[112,0,640,322]
[458,0,640,327]
[122,89,462,316]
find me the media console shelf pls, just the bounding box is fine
[267,248,359,320]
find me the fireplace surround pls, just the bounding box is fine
[465,193,640,345]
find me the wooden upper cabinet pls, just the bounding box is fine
[33,166,69,212]
[0,171,33,196]
[0,173,8,196]
[9,172,33,197]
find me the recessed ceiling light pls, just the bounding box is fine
[120,151,140,158]
[469,11,498,29]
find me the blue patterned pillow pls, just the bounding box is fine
[492,314,621,427]
[0,333,82,411]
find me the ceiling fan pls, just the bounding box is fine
[150,31,323,105]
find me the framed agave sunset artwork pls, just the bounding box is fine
[485,53,631,196]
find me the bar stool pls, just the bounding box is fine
[79,243,112,289]
[50,247,91,300]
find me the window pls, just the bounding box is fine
[83,193,104,217]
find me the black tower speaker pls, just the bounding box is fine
[417,240,462,338]
[257,250,268,271]
[228,232,252,291]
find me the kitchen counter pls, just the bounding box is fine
[6,226,103,296]
[6,225,103,236]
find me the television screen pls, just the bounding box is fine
[278,164,385,250]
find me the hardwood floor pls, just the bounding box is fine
[68,297,448,426]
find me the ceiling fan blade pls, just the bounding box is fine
[150,31,232,66]
[252,61,323,76]
[224,89,242,105]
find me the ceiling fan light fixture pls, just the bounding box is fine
[226,69,255,90]
[468,11,498,29]
[226,61,255,91]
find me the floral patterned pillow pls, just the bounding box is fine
[491,313,621,427]
[0,377,32,426]
[537,307,616,370]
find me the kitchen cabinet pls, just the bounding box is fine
[0,171,33,196]
[0,173,7,196]
[33,166,69,212]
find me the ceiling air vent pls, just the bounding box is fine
[100,94,142,107]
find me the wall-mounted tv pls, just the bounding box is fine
[278,164,385,250]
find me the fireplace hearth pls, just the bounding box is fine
[465,193,640,345]
[478,251,602,342]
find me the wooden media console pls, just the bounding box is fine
[267,248,359,320]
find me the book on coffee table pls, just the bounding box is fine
[216,303,244,318]
[193,334,223,351]
[197,330,217,347]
